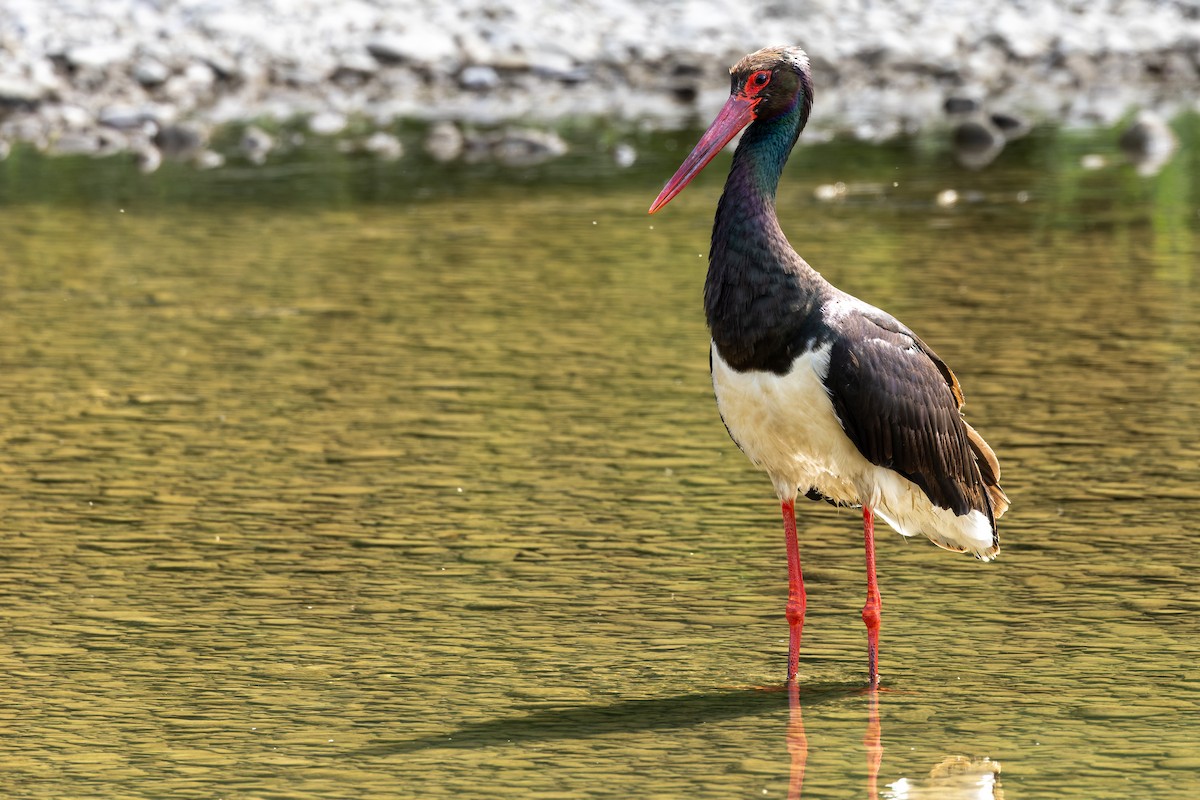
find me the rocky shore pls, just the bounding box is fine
[0,0,1197,169]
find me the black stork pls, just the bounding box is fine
[649,46,1008,688]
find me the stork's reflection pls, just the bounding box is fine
[785,684,880,799]
[786,682,810,799]
[785,685,1000,800]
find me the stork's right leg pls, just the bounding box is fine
[782,498,806,682]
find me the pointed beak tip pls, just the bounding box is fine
[647,92,757,220]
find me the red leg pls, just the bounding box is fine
[861,506,882,688]
[782,498,806,682]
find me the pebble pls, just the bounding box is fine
[98,106,154,131]
[154,122,207,161]
[459,65,501,91]
[361,131,403,160]
[489,128,569,167]
[1119,109,1178,176]
[952,117,1006,169]
[0,76,44,106]
[813,182,846,202]
[613,142,637,168]
[48,131,102,157]
[308,111,347,136]
[424,121,464,163]
[65,42,134,70]
[239,125,274,164]
[133,59,171,87]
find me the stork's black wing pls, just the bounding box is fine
[824,309,1002,520]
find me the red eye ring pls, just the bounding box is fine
[744,69,772,97]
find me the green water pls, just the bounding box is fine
[0,120,1197,798]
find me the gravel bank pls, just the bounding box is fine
[1,0,1197,167]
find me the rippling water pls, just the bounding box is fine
[0,120,1197,798]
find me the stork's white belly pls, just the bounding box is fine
[710,341,996,559]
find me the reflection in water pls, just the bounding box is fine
[786,682,809,799]
[885,756,1003,800]
[864,689,883,800]
[1118,110,1179,177]
[787,687,1001,800]
[785,685,882,800]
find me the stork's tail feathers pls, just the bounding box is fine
[965,422,1009,520]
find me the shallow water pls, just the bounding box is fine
[0,120,1198,798]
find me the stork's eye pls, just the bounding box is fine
[745,70,772,96]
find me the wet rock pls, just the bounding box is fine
[65,42,134,71]
[459,65,500,91]
[135,143,162,174]
[943,97,980,115]
[424,120,464,162]
[362,131,403,160]
[153,122,208,161]
[466,128,569,167]
[0,116,49,149]
[1119,110,1178,176]
[952,117,1005,169]
[367,26,459,69]
[945,95,1028,168]
[989,111,1030,141]
[0,76,44,108]
[527,51,585,82]
[94,127,132,157]
[56,104,93,129]
[133,58,171,87]
[45,125,131,157]
[331,52,379,84]
[194,149,225,169]
[239,125,274,164]
[47,130,102,157]
[308,111,347,136]
[98,105,156,131]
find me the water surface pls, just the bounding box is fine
[0,121,1198,798]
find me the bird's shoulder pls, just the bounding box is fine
[822,294,964,407]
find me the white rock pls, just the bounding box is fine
[459,65,500,90]
[0,76,43,105]
[133,59,171,87]
[309,111,347,136]
[425,121,464,162]
[65,42,133,70]
[240,125,275,164]
[363,130,403,160]
[367,25,459,68]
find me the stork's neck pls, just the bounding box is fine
[704,114,827,373]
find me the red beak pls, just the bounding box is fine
[648,92,760,214]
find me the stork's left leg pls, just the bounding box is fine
[781,498,806,683]
[861,506,882,688]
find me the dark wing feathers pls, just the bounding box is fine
[826,311,1005,520]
